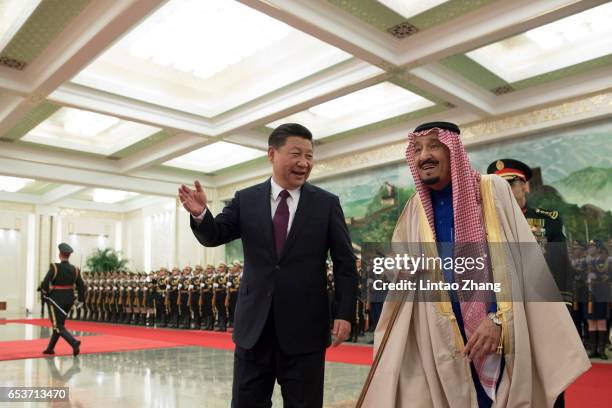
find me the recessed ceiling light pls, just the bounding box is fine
[63,109,120,137]
[466,3,612,82]
[127,0,290,80]
[377,0,449,19]
[92,189,138,204]
[268,82,434,139]
[164,141,266,173]
[0,176,35,192]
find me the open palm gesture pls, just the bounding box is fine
[178,180,207,216]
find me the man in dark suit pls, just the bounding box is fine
[179,123,358,408]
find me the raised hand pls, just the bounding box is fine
[178,180,207,217]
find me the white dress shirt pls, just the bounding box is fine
[192,178,301,236]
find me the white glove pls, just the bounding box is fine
[178,283,183,289]
[226,282,232,287]
[200,283,205,288]
[213,283,219,288]
[113,287,117,290]
[127,286,132,290]
[143,287,147,291]
[146,277,151,283]
[189,284,194,290]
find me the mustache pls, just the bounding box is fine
[418,159,439,168]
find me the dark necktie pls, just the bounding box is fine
[273,190,290,256]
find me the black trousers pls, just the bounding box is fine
[232,310,325,408]
[46,301,78,350]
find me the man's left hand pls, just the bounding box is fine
[463,317,501,361]
[331,319,351,347]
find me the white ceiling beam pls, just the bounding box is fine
[0,141,119,173]
[0,141,214,187]
[212,59,387,135]
[40,185,87,205]
[240,0,398,67]
[406,64,495,116]
[495,65,612,115]
[0,67,30,95]
[224,130,270,151]
[0,191,40,205]
[0,157,178,197]
[118,133,209,173]
[0,1,166,151]
[395,0,608,67]
[49,83,215,135]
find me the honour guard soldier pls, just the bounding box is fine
[179,266,192,329]
[213,262,228,331]
[40,243,86,356]
[227,261,241,328]
[487,159,574,305]
[585,242,610,359]
[155,268,168,327]
[190,266,203,329]
[144,272,156,327]
[168,267,181,328]
[200,264,215,330]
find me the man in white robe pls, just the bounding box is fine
[357,122,589,408]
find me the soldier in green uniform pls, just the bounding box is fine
[168,267,181,328]
[585,242,610,359]
[179,266,192,329]
[190,265,203,329]
[213,262,228,332]
[227,261,241,328]
[488,159,574,408]
[200,264,215,330]
[40,243,86,356]
[154,267,168,327]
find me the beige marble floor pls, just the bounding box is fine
[0,317,370,408]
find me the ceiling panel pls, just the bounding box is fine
[466,3,612,83]
[21,107,161,156]
[163,141,267,174]
[268,82,435,140]
[72,0,352,117]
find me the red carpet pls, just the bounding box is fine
[0,334,181,360]
[3,318,611,406]
[2,319,374,365]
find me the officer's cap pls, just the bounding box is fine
[58,243,73,253]
[486,158,532,182]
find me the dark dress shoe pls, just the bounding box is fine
[72,340,81,357]
[42,349,55,355]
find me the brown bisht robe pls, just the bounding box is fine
[357,175,589,408]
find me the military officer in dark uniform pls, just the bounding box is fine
[40,243,86,356]
[488,159,574,304]
[488,159,574,408]
[585,243,611,359]
[213,262,228,331]
[200,264,215,330]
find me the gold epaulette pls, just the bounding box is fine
[535,208,559,220]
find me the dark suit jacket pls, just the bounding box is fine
[190,179,358,354]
